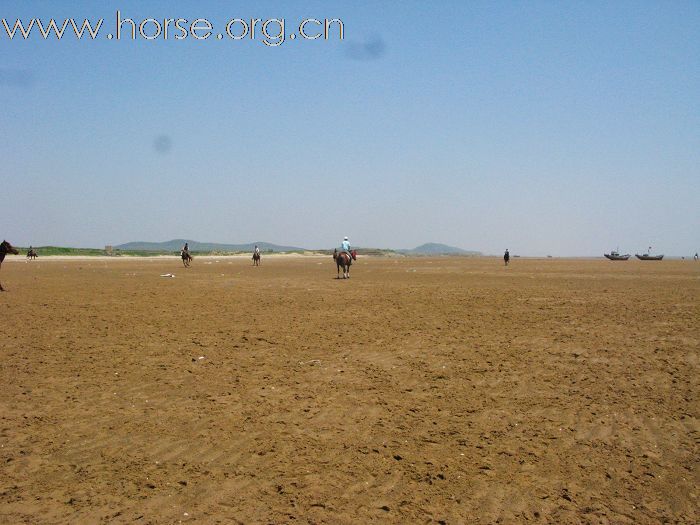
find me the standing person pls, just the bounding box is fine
[504,249,510,266]
[341,236,351,257]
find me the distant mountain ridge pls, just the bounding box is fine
[115,239,305,253]
[399,243,481,255]
[114,239,481,255]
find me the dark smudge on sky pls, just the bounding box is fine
[345,35,386,61]
[0,68,35,88]
[153,135,173,154]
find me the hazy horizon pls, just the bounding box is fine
[8,237,696,258]
[2,1,699,257]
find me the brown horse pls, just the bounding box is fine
[1,240,20,291]
[333,248,356,279]
[181,250,193,268]
[252,252,261,266]
[27,249,38,260]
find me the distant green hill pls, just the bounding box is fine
[114,239,305,253]
[20,241,481,257]
[400,243,481,256]
[113,240,480,256]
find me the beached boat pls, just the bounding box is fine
[635,247,663,260]
[604,250,630,261]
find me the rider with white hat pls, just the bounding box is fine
[341,236,351,256]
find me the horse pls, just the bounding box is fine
[27,249,38,260]
[252,252,261,266]
[333,248,356,279]
[0,240,20,291]
[181,250,193,268]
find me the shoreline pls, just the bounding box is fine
[3,253,330,262]
[4,253,694,262]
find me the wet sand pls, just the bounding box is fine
[1,257,698,523]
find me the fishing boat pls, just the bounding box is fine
[635,247,664,261]
[604,250,630,261]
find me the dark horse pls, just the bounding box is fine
[252,252,261,266]
[1,240,20,291]
[27,249,38,260]
[181,250,193,268]
[333,248,356,279]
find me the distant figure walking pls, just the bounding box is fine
[0,240,20,291]
[181,242,192,268]
[504,249,510,266]
[252,245,261,266]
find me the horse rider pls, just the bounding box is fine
[181,242,189,257]
[341,236,351,257]
[254,245,260,256]
[504,249,510,266]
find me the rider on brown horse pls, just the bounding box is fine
[181,242,192,267]
[0,240,20,291]
[334,237,356,279]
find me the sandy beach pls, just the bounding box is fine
[1,256,698,523]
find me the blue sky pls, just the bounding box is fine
[1,0,698,255]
